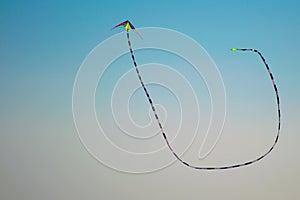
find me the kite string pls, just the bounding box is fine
[126,32,281,170]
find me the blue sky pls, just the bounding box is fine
[1,0,300,199]
[1,0,299,115]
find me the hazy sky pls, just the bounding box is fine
[1,0,299,199]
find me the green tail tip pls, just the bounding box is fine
[231,47,239,51]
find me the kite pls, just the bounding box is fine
[113,20,281,170]
[112,20,142,38]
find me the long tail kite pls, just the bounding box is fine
[113,21,281,170]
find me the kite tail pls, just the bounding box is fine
[127,31,281,170]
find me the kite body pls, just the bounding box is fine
[113,20,142,38]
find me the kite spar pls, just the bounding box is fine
[113,21,281,170]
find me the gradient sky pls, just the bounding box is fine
[1,0,300,199]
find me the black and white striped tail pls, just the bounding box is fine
[126,32,281,170]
